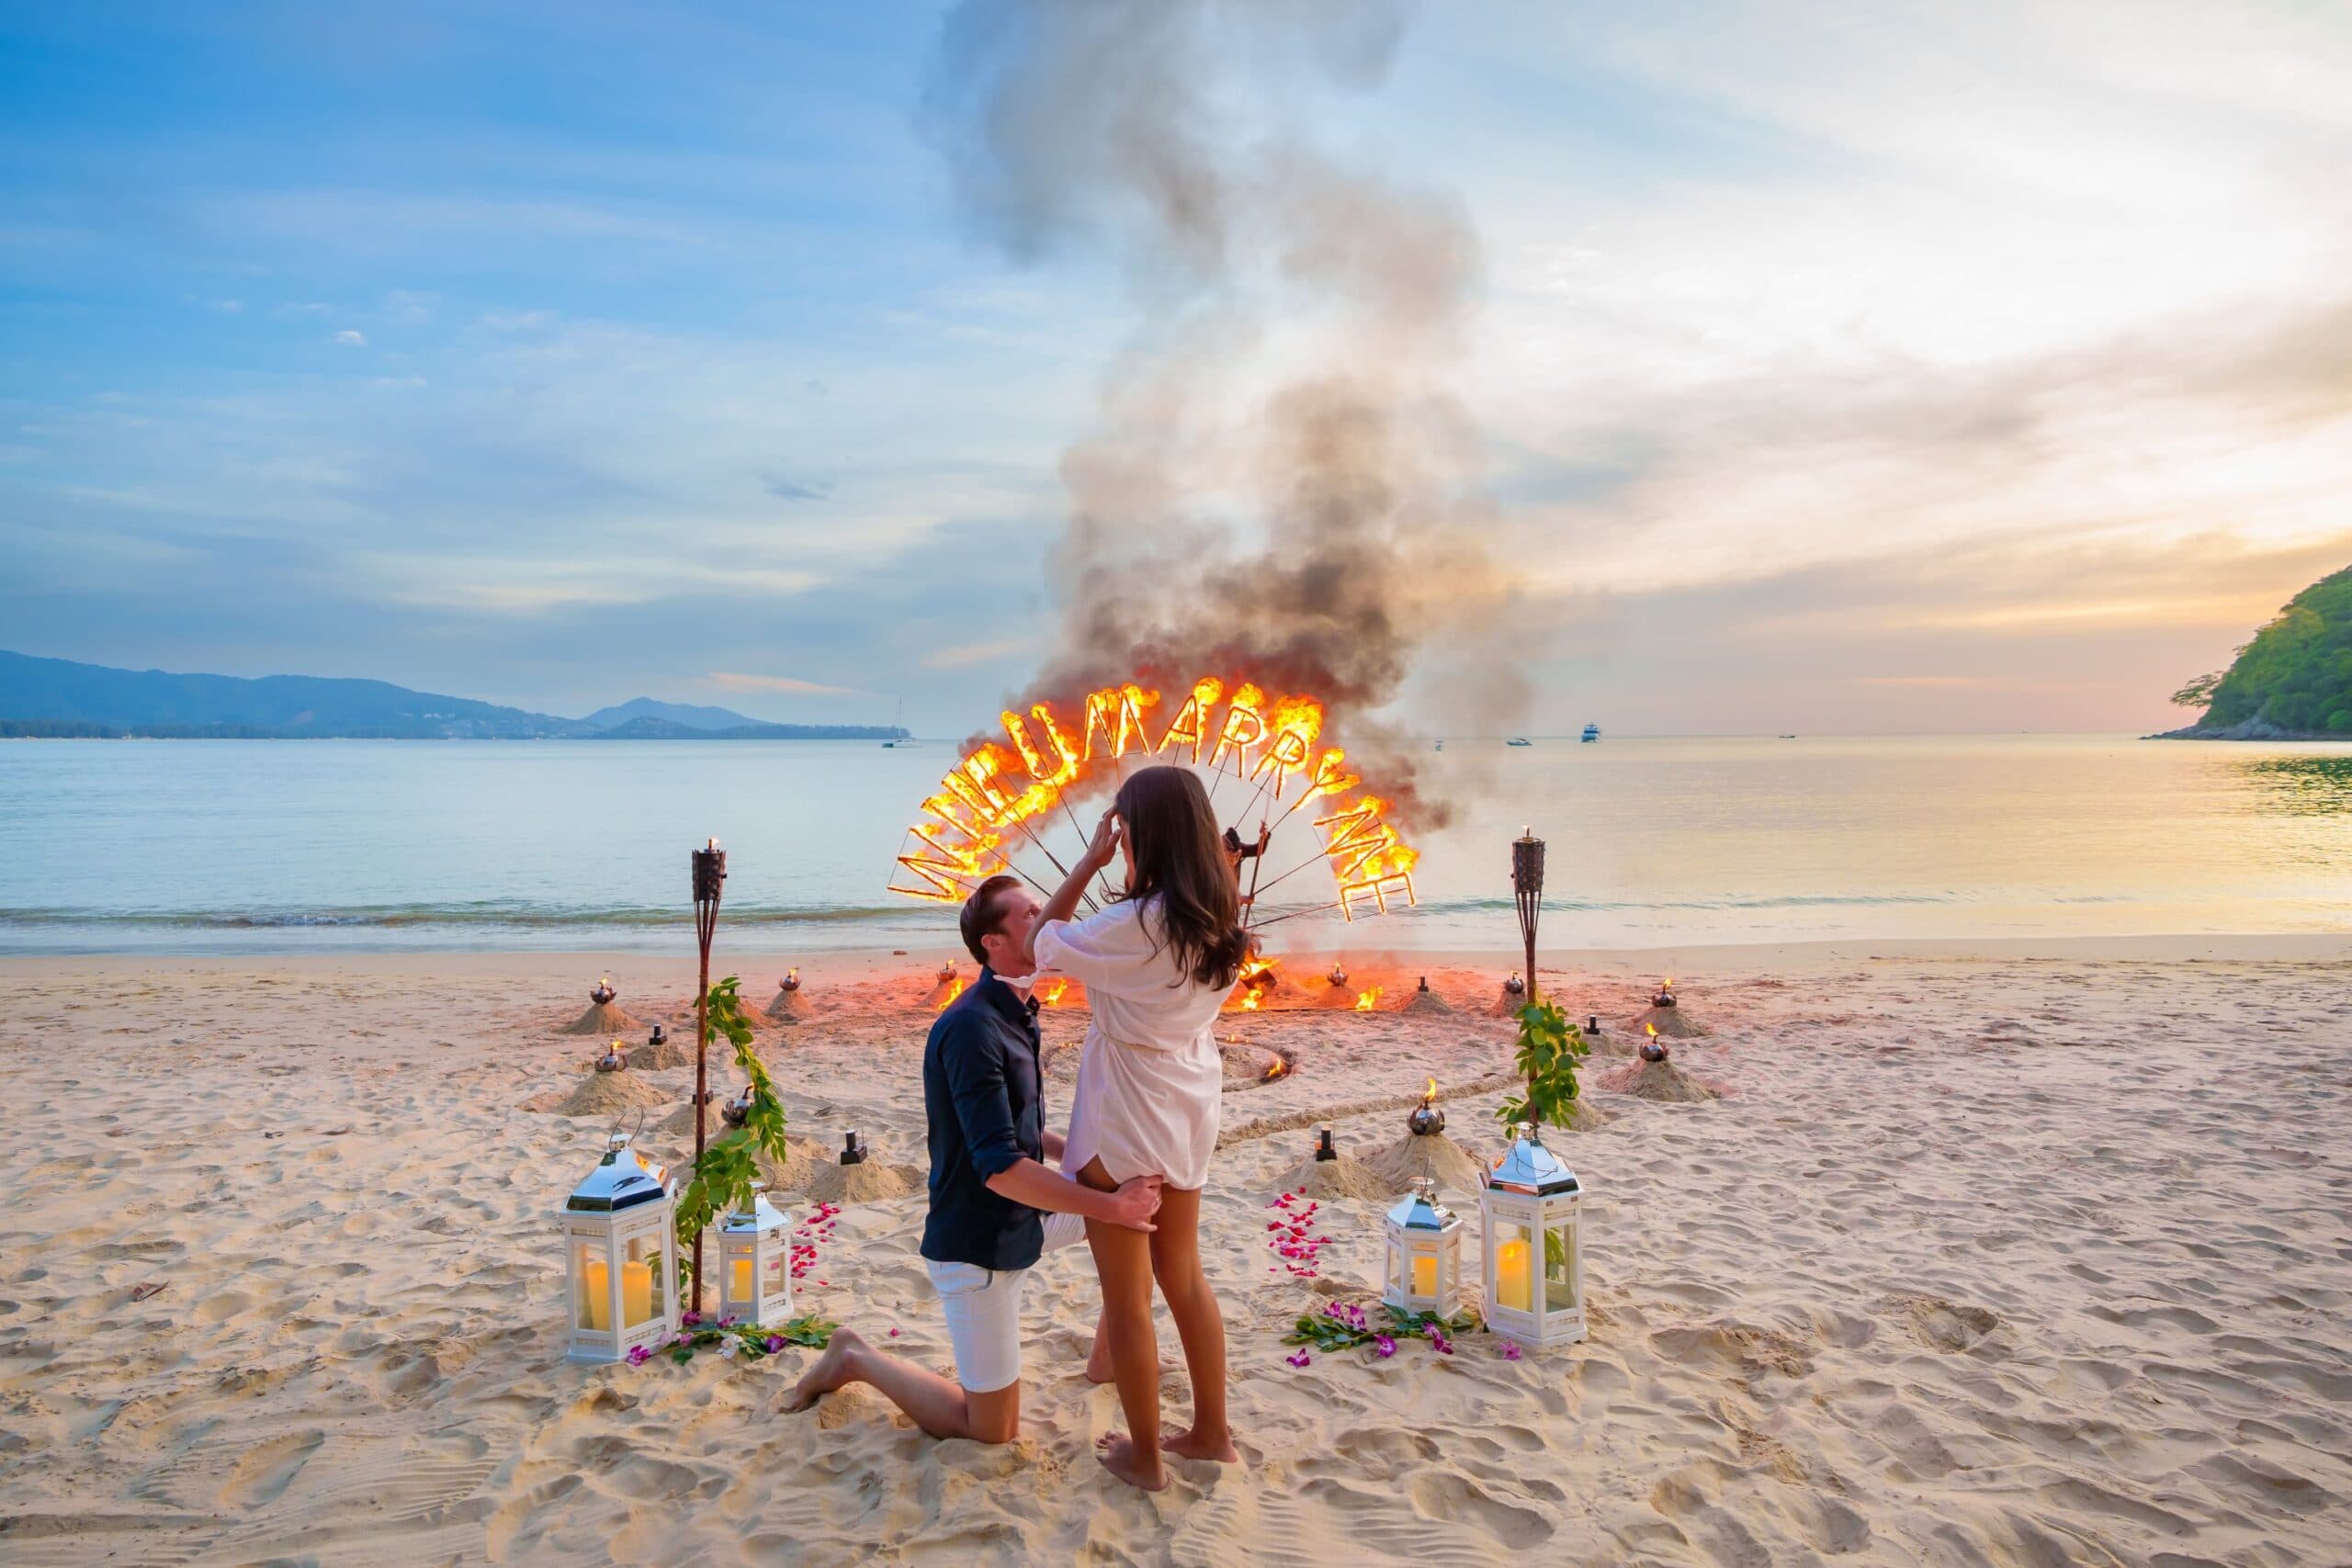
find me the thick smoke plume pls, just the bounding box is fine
[925,0,1523,823]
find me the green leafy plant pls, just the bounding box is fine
[1496,997,1589,1132]
[673,976,791,1267]
[1283,1299,1482,1354]
[647,1309,836,1366]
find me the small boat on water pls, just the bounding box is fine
[1507,737,1532,748]
[1580,723,1600,743]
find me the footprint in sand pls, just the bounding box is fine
[220,1428,323,1507]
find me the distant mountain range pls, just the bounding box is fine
[0,650,908,741]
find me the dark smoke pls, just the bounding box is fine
[924,0,1524,823]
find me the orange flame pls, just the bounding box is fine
[935,977,967,1012]
[1240,990,1261,1011]
[1354,987,1382,1012]
[1645,1021,1658,1038]
[887,676,1416,921]
[1037,978,1068,1007]
[1420,1076,1437,1107]
[1262,1056,1290,1080]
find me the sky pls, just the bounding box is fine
[3,0,2348,736]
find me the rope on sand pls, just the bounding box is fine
[1215,1071,1521,1150]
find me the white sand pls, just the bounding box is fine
[2,938,2349,1564]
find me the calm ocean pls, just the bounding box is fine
[1,735,2343,956]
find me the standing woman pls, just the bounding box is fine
[1023,764,1247,1491]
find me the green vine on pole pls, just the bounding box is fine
[1496,997,1589,1133]
[673,976,791,1266]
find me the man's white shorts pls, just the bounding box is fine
[923,1212,1085,1394]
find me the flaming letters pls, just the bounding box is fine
[888,674,1419,920]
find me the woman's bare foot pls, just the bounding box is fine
[781,1328,867,1412]
[1095,1430,1169,1492]
[1164,1424,1238,1463]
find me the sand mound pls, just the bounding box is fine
[808,1158,923,1205]
[527,1069,672,1117]
[1400,983,1453,1016]
[753,1134,836,1192]
[1629,1003,1708,1039]
[920,976,964,1010]
[1585,1022,1638,1057]
[652,1100,707,1141]
[1314,981,1361,1009]
[1363,1132,1487,1196]
[1218,1042,1289,1083]
[628,1032,696,1070]
[763,987,805,1023]
[1600,1057,1722,1103]
[556,999,640,1036]
[1486,985,1528,1018]
[1269,1152,1390,1202]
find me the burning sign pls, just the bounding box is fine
[888,676,1419,923]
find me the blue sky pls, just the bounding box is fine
[5,0,2349,734]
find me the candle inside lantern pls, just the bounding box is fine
[731,1257,752,1303]
[583,1258,610,1330]
[1413,1254,1437,1297]
[621,1259,654,1326]
[1496,1238,1532,1312]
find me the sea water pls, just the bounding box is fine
[0,735,2343,955]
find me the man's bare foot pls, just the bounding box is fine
[1164,1425,1239,1463]
[1095,1430,1169,1492]
[781,1328,867,1412]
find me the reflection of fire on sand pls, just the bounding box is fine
[557,975,639,1034]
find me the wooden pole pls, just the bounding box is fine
[690,840,726,1310]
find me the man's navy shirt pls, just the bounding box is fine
[921,967,1048,1270]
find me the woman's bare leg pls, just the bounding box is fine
[1148,1185,1238,1462]
[1077,1156,1167,1491]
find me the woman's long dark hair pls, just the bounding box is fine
[1114,764,1250,990]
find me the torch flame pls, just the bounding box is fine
[935,976,967,1012]
[1420,1077,1437,1107]
[1645,1021,1658,1038]
[1353,987,1382,1012]
[1240,990,1261,1011]
[1262,1057,1290,1080]
[1037,978,1068,1007]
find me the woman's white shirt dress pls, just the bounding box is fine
[1034,896,1238,1191]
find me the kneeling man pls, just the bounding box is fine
[786,874,1159,1442]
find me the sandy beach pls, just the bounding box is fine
[5,935,2350,1565]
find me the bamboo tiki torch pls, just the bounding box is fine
[690,837,728,1307]
[1512,827,1544,1006]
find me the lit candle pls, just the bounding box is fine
[1412,1253,1437,1299]
[583,1258,610,1331]
[731,1257,752,1304]
[1496,1238,1532,1313]
[621,1259,654,1326]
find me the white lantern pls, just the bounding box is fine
[1382,1177,1464,1317]
[560,1131,679,1364]
[715,1180,794,1328]
[1478,1122,1585,1350]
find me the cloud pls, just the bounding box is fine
[332,329,367,346]
[763,473,833,502]
[206,299,244,313]
[707,671,874,697]
[922,636,1035,670]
